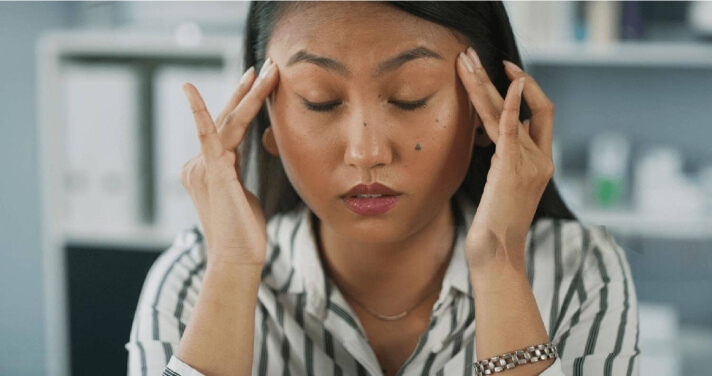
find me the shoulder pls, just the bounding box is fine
[265,205,307,256]
[261,206,308,291]
[138,227,207,305]
[148,227,206,282]
[528,218,632,285]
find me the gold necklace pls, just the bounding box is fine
[341,284,441,321]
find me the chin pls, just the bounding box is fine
[336,219,416,245]
[323,202,431,244]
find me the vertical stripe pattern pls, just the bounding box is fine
[126,201,639,376]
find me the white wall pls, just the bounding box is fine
[0,3,75,375]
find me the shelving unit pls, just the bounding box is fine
[38,28,712,375]
[521,39,712,242]
[38,31,242,376]
[577,208,712,240]
[521,41,712,68]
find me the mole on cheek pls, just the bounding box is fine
[363,122,366,127]
[415,143,421,151]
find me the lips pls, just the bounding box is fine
[342,183,401,216]
[343,183,400,198]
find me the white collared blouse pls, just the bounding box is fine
[126,194,639,376]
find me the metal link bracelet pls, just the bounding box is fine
[473,343,558,375]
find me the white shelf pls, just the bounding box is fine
[578,208,712,240]
[40,31,243,60]
[521,41,712,68]
[38,31,243,376]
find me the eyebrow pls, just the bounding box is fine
[285,46,445,78]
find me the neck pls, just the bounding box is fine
[316,201,456,314]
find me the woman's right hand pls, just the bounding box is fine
[180,58,279,268]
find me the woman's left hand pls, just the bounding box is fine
[456,47,555,277]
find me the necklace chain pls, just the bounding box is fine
[341,284,441,321]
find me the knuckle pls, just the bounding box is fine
[534,159,555,179]
[179,167,189,188]
[180,158,197,186]
[192,106,209,116]
[487,110,501,123]
[190,160,209,186]
[196,127,215,141]
[222,111,237,127]
[502,107,519,117]
[544,160,555,177]
[500,124,519,137]
[474,66,489,81]
[543,102,556,116]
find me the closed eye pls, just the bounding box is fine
[302,100,340,113]
[302,98,429,113]
[395,99,428,111]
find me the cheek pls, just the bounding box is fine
[410,96,474,166]
[269,106,339,197]
[401,94,474,200]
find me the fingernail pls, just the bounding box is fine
[259,58,272,79]
[240,66,255,84]
[503,60,523,73]
[459,52,474,73]
[466,47,482,68]
[517,77,525,97]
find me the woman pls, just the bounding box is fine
[127,2,639,375]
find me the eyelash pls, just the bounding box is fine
[303,99,428,113]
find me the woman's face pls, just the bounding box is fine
[265,2,479,243]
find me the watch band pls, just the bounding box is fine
[473,342,558,375]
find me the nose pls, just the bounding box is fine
[343,115,393,171]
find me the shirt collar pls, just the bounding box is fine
[289,193,477,319]
[291,207,329,319]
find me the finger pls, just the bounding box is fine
[219,58,279,150]
[215,66,256,128]
[457,49,505,145]
[183,83,224,161]
[523,119,531,134]
[503,61,554,159]
[497,77,525,164]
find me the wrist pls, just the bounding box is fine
[469,258,529,293]
[206,260,263,288]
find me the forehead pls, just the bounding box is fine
[267,2,467,63]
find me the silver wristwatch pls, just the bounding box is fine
[473,343,558,375]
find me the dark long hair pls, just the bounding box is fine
[241,1,576,222]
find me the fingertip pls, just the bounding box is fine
[503,60,523,73]
[459,52,475,74]
[242,66,256,83]
[182,82,196,97]
[505,76,520,98]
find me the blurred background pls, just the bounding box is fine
[1,1,711,375]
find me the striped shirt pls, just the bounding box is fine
[126,194,639,375]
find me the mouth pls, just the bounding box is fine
[342,183,401,215]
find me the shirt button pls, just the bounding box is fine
[431,342,443,353]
